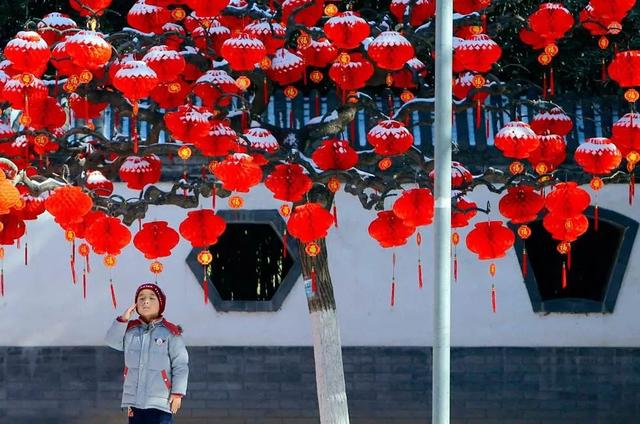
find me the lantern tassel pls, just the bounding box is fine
[263,76,268,106]
[390,279,396,307]
[86,253,91,274]
[453,253,458,282]
[486,113,490,139]
[475,99,481,128]
[110,279,117,309]
[522,248,528,278]
[550,67,555,96]
[282,230,288,258]
[82,270,87,300]
[203,266,208,304]
[418,260,423,289]
[491,284,496,313]
[132,102,139,154]
[562,262,567,289]
[311,266,317,293]
[0,268,3,297]
[70,257,76,285]
[630,174,635,206]
[595,204,599,232]
[542,72,547,99]
[72,238,76,264]
[333,204,338,228]
[24,242,27,266]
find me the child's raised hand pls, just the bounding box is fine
[120,303,137,321]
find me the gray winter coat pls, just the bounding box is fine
[105,317,189,413]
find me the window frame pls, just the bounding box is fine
[512,206,638,314]
[186,209,302,312]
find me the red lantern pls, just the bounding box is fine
[452,195,477,228]
[69,0,112,16]
[453,34,502,73]
[119,155,162,190]
[243,127,279,153]
[367,31,415,71]
[265,164,313,202]
[0,173,20,215]
[392,58,427,89]
[213,153,263,192]
[611,113,640,158]
[164,104,213,143]
[185,0,229,16]
[466,221,515,260]
[194,120,239,156]
[329,53,374,91]
[151,79,191,109]
[608,50,640,103]
[142,45,186,83]
[127,1,171,34]
[452,72,490,102]
[45,186,93,227]
[162,22,185,50]
[37,13,77,46]
[527,134,566,172]
[179,210,227,247]
[429,161,473,189]
[519,3,573,53]
[311,139,358,170]
[69,93,108,120]
[543,213,589,242]
[298,37,338,68]
[454,0,491,14]
[65,30,112,71]
[112,60,159,102]
[51,42,81,78]
[85,216,132,255]
[530,107,573,136]
[85,170,114,196]
[3,31,50,77]
[0,214,25,245]
[133,221,180,259]
[245,20,286,54]
[192,70,239,107]
[2,74,48,115]
[494,121,540,160]
[498,186,544,224]
[28,97,66,131]
[267,49,305,86]
[367,120,414,156]
[323,11,370,50]
[574,137,622,175]
[590,0,636,32]
[287,203,334,243]
[392,188,434,227]
[282,0,323,26]
[545,182,591,219]
[368,210,416,248]
[191,19,230,56]
[220,33,266,72]
[67,210,107,239]
[580,4,608,37]
[12,189,45,221]
[390,0,435,26]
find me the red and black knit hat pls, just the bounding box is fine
[135,283,166,314]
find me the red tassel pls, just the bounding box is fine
[315,92,320,116]
[481,14,487,31]
[282,230,288,258]
[203,266,208,304]
[16,237,20,249]
[418,261,423,289]
[491,284,496,313]
[522,248,528,277]
[70,258,76,285]
[630,174,635,206]
[110,280,117,309]
[263,76,268,106]
[132,102,139,154]
[485,114,490,139]
[550,67,555,96]
[453,254,458,282]
[0,268,4,297]
[595,204,599,231]
[390,279,396,307]
[82,271,87,299]
[542,73,547,99]
[24,242,27,266]
[289,109,294,128]
[601,59,606,81]
[72,239,76,264]
[86,254,91,274]
[475,99,481,128]
[333,204,338,228]
[311,267,317,293]
[388,94,394,116]
[562,262,567,289]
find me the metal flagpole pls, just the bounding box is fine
[432,0,453,423]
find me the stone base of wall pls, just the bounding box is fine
[1,347,639,424]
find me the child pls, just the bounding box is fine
[106,283,189,424]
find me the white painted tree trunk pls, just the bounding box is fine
[309,308,350,424]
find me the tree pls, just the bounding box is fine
[0,0,639,422]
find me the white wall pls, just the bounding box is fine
[0,182,639,348]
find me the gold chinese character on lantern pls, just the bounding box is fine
[197,250,213,265]
[228,196,244,209]
[517,225,532,239]
[284,86,299,99]
[103,254,117,267]
[236,76,251,91]
[150,261,164,274]
[378,157,392,170]
[279,204,291,217]
[310,70,323,83]
[305,242,320,256]
[324,3,338,16]
[172,8,186,20]
[327,177,341,193]
[177,146,192,160]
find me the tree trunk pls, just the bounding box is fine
[299,238,350,424]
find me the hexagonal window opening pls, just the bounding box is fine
[187,210,301,312]
[513,206,638,314]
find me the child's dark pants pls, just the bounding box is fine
[128,407,173,424]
